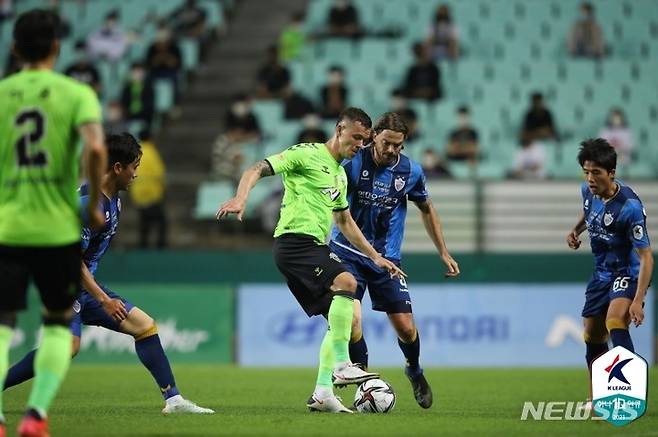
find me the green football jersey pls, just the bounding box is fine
[266,143,349,244]
[0,70,101,246]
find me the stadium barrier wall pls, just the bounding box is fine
[12,284,233,364]
[238,284,654,367]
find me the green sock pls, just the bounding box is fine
[27,325,72,415]
[0,325,14,422]
[327,294,354,365]
[315,330,334,388]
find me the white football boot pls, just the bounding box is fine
[162,395,215,414]
[306,393,353,413]
[332,363,379,387]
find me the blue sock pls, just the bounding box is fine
[609,329,634,353]
[3,349,37,390]
[134,334,179,400]
[349,336,369,368]
[585,342,608,369]
[398,332,421,374]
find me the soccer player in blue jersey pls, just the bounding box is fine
[566,138,653,407]
[4,133,214,415]
[329,112,460,408]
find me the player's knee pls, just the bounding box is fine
[134,322,158,341]
[0,311,17,328]
[397,325,417,343]
[333,273,357,293]
[584,331,608,344]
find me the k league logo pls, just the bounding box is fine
[592,346,648,426]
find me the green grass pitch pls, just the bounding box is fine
[3,366,657,436]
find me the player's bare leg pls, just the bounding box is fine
[120,308,214,414]
[389,313,432,408]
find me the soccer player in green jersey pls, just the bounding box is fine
[217,107,406,413]
[0,9,107,437]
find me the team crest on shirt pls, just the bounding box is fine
[603,212,614,226]
[633,225,644,240]
[394,176,406,192]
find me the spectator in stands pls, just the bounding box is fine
[225,93,261,142]
[279,12,306,62]
[0,0,13,23]
[403,42,442,101]
[120,62,155,131]
[146,22,183,106]
[296,113,328,143]
[510,135,546,179]
[130,130,168,249]
[327,0,362,39]
[522,92,557,141]
[425,4,459,61]
[169,0,211,59]
[446,106,479,165]
[283,86,315,120]
[599,107,633,164]
[103,100,129,134]
[421,149,451,178]
[567,2,605,59]
[320,65,348,119]
[212,94,261,181]
[390,89,420,141]
[256,45,291,99]
[65,40,101,95]
[87,10,129,62]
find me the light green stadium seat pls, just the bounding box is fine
[194,181,233,219]
[252,101,284,133]
[304,0,331,32]
[200,0,224,28]
[154,79,175,113]
[179,38,200,72]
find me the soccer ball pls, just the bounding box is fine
[353,378,396,413]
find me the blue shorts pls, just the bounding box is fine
[581,275,638,318]
[71,285,135,337]
[329,242,412,313]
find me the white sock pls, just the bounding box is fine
[313,386,333,399]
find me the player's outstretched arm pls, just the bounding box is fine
[333,209,406,278]
[81,262,128,322]
[414,199,460,278]
[79,122,108,230]
[216,160,273,221]
[566,211,586,250]
[630,246,654,327]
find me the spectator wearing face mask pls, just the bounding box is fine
[421,148,451,178]
[283,85,315,120]
[389,89,420,141]
[64,40,101,94]
[87,10,129,61]
[297,113,328,143]
[510,135,546,180]
[103,100,129,134]
[446,106,479,165]
[279,12,306,62]
[599,108,633,164]
[146,22,182,105]
[327,0,362,39]
[320,65,348,119]
[402,42,442,101]
[256,45,291,99]
[425,4,459,61]
[568,2,605,59]
[120,62,155,131]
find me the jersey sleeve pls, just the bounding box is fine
[265,144,310,175]
[407,162,429,203]
[621,199,650,249]
[74,84,102,127]
[333,168,349,211]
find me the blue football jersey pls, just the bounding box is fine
[330,146,428,261]
[582,180,650,282]
[79,184,121,274]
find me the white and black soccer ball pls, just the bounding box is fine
[353,378,396,413]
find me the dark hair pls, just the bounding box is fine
[13,9,61,62]
[457,105,469,115]
[412,41,425,57]
[531,92,543,101]
[577,138,616,172]
[106,132,142,170]
[337,107,372,128]
[328,65,344,74]
[373,112,408,137]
